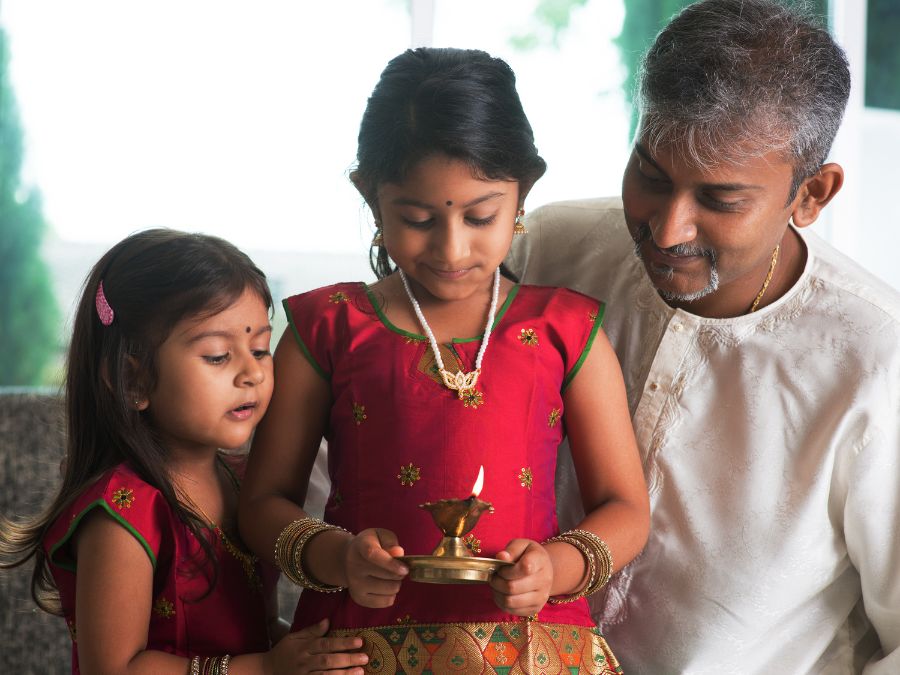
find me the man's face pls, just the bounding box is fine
[621,138,797,316]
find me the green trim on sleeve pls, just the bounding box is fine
[282,298,330,382]
[48,498,157,573]
[562,302,605,393]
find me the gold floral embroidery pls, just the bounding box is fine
[153,597,175,618]
[404,335,425,344]
[397,463,421,486]
[518,467,533,490]
[352,402,367,425]
[395,614,414,625]
[548,408,562,428]
[111,487,134,509]
[589,310,598,323]
[463,533,481,554]
[518,328,539,346]
[328,291,349,304]
[460,389,484,409]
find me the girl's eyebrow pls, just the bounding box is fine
[186,325,272,343]
[390,192,507,210]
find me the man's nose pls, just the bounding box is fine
[649,196,698,249]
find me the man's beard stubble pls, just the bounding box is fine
[631,223,720,303]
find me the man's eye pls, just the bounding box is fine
[203,354,229,365]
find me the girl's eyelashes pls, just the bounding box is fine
[203,353,229,365]
[252,349,272,359]
[400,214,498,228]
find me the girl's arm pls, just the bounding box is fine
[74,509,368,674]
[239,331,408,608]
[491,329,650,615]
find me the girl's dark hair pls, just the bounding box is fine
[0,228,272,613]
[356,47,547,279]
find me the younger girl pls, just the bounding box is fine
[0,229,369,674]
[240,48,650,673]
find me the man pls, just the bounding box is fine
[507,0,900,672]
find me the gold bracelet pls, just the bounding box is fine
[544,533,596,604]
[567,529,613,595]
[275,517,348,592]
[189,656,201,675]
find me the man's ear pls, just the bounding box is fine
[791,163,844,228]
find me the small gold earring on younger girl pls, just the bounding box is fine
[513,209,527,235]
[372,219,384,246]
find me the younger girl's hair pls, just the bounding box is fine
[0,228,272,612]
[355,47,547,279]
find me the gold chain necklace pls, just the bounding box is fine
[175,459,262,591]
[749,244,780,313]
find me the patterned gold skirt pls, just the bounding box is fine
[330,620,622,674]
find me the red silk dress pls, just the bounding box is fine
[44,457,277,674]
[284,282,622,674]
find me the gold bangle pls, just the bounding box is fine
[544,533,596,604]
[544,529,614,603]
[569,529,613,594]
[275,518,348,592]
[189,656,201,675]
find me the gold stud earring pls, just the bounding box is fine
[513,208,527,235]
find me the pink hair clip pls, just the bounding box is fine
[95,280,115,326]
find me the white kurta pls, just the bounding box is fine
[507,197,900,674]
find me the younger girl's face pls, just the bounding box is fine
[145,288,274,458]
[377,154,520,304]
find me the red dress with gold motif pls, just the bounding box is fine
[284,282,621,674]
[43,457,277,674]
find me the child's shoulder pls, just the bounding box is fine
[283,281,368,307]
[514,283,604,318]
[45,462,174,572]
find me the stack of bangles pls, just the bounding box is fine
[543,529,614,604]
[274,517,349,592]
[189,655,229,675]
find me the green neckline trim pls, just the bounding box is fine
[49,498,157,573]
[365,282,521,344]
[282,298,330,382]
[562,302,605,393]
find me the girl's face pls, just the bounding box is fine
[377,154,520,304]
[144,288,273,458]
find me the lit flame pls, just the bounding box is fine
[470,465,484,497]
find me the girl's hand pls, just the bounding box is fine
[490,539,553,616]
[344,527,408,608]
[264,618,369,674]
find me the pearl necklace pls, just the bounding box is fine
[398,267,500,397]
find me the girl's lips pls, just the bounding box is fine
[228,403,256,420]
[427,266,471,280]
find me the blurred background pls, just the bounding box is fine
[1,0,898,387]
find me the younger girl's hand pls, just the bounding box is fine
[265,618,368,674]
[490,539,553,616]
[344,527,408,608]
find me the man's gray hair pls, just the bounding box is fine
[638,0,850,199]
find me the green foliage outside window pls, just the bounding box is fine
[865,0,900,110]
[0,28,60,385]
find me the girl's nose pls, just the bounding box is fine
[238,355,265,386]
[431,220,469,265]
